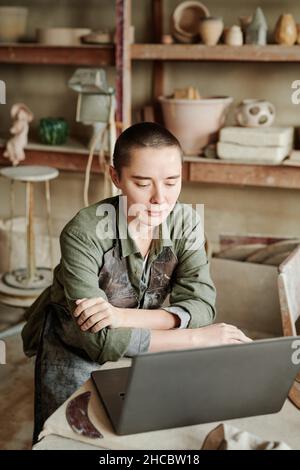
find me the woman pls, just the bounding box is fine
[22,122,251,442]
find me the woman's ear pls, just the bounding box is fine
[109,165,121,189]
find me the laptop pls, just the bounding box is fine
[91,336,300,435]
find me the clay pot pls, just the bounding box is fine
[239,15,252,36]
[235,99,275,127]
[296,24,300,44]
[172,1,209,43]
[224,25,243,46]
[274,14,297,46]
[0,7,28,42]
[199,17,224,46]
[161,34,174,45]
[159,95,233,155]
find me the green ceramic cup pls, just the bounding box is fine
[39,117,69,145]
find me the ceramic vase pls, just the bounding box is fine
[39,117,69,145]
[274,14,297,46]
[199,17,224,46]
[224,25,243,46]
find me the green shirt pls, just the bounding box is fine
[22,196,216,364]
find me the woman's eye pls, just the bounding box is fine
[165,183,176,186]
[137,183,150,187]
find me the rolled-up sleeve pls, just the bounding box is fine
[124,328,151,356]
[60,228,133,364]
[166,216,217,329]
[161,305,191,329]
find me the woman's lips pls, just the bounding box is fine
[147,210,164,217]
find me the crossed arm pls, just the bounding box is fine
[73,297,252,352]
[60,227,251,364]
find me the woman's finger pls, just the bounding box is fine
[80,312,108,331]
[91,318,112,333]
[77,303,109,325]
[233,329,252,343]
[74,297,106,317]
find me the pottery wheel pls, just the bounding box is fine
[2,268,52,290]
[0,272,51,307]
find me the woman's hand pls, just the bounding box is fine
[73,297,124,333]
[191,323,252,347]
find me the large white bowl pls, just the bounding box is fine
[159,95,233,155]
[36,27,91,46]
[0,7,28,42]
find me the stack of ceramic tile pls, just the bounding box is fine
[217,126,294,164]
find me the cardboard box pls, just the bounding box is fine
[210,234,300,339]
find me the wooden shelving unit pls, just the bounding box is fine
[0,43,114,66]
[120,0,300,190]
[0,41,115,173]
[2,1,300,187]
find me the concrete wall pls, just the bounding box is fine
[1,0,300,248]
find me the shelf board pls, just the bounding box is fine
[189,158,300,189]
[0,137,190,177]
[0,139,104,173]
[0,43,115,66]
[1,138,300,187]
[131,44,300,62]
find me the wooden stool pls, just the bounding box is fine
[0,165,59,305]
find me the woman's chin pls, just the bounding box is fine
[140,211,169,227]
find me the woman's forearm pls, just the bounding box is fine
[148,323,253,353]
[119,308,180,330]
[148,328,195,353]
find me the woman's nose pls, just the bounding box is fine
[150,185,165,204]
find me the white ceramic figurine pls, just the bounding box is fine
[4,103,33,166]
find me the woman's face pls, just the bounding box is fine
[110,146,182,228]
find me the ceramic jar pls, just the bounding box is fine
[39,117,69,145]
[199,17,224,46]
[0,7,28,42]
[274,14,297,46]
[224,25,243,46]
[296,24,300,44]
[235,99,275,127]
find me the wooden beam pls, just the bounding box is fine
[152,0,164,119]
[116,0,132,130]
[152,0,163,42]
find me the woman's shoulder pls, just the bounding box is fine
[170,201,202,231]
[61,196,119,241]
[168,201,204,251]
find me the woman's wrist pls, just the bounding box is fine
[189,327,205,348]
[114,306,126,328]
